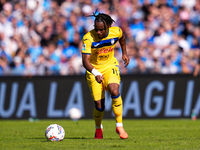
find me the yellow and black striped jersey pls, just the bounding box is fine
[82,26,123,71]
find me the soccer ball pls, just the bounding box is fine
[45,124,65,141]
[69,107,82,120]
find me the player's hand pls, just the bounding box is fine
[96,75,104,83]
[122,53,130,67]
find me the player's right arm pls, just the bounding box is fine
[82,54,93,72]
[82,54,104,83]
[81,36,104,83]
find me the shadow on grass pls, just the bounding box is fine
[64,137,123,141]
[65,137,93,139]
[27,137,93,140]
[27,137,121,141]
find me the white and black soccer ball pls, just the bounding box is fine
[69,107,82,121]
[45,124,65,141]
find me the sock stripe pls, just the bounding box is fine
[111,94,120,99]
[95,106,105,112]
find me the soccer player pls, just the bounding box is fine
[81,11,129,139]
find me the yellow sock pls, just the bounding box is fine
[112,94,123,123]
[93,107,104,127]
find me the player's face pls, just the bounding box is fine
[94,21,108,39]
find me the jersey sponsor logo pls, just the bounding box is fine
[82,44,86,51]
[97,47,114,54]
[98,54,109,60]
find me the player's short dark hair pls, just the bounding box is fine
[87,10,115,27]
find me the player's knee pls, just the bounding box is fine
[110,89,119,97]
[111,93,120,100]
[95,99,105,109]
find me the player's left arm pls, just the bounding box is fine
[119,32,129,67]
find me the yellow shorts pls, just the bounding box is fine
[86,65,120,101]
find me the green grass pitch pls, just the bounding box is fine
[0,119,200,150]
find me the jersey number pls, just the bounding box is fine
[112,69,118,75]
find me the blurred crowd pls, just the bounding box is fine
[0,0,199,76]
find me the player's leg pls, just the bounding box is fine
[108,83,122,123]
[93,99,104,139]
[93,99,105,129]
[108,83,128,139]
[86,72,104,139]
[105,66,128,139]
